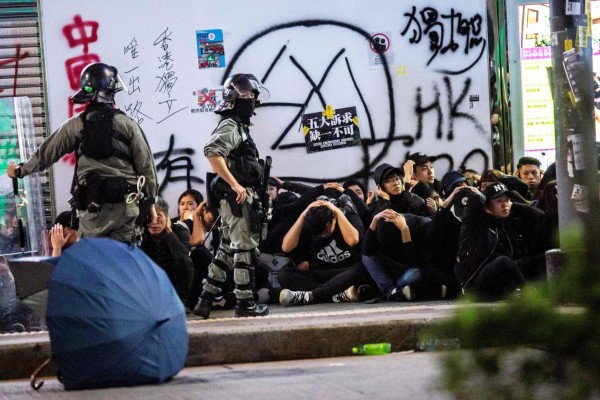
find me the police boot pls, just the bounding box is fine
[235,298,269,318]
[195,260,229,319]
[193,292,215,319]
[233,262,268,317]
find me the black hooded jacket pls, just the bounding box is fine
[454,191,545,289]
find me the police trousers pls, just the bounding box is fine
[203,189,260,300]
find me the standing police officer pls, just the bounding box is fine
[6,62,157,243]
[194,73,269,318]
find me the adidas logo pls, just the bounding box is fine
[316,239,352,263]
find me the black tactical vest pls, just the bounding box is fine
[227,117,264,188]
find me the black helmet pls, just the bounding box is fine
[215,73,269,114]
[70,63,126,104]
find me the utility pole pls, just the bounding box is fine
[549,0,600,294]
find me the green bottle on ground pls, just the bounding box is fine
[351,342,392,355]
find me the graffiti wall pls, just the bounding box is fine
[39,0,492,214]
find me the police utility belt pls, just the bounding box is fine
[73,173,136,212]
[210,177,264,236]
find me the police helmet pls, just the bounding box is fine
[71,63,126,104]
[214,73,269,114]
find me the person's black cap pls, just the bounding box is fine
[483,182,512,202]
[373,163,403,186]
[408,152,437,166]
[498,175,528,199]
[441,171,467,195]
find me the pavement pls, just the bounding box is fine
[0,352,452,400]
[0,300,464,381]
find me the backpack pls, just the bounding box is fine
[78,104,129,161]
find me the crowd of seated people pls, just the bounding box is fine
[131,153,569,310]
[41,155,565,313]
[1,152,576,333]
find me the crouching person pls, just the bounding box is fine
[277,196,370,306]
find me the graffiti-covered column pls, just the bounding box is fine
[549,0,600,283]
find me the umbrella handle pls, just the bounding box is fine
[30,358,52,391]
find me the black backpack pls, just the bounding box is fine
[78,104,128,161]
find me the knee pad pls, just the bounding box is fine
[233,263,254,290]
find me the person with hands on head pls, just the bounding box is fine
[455,182,546,301]
[405,152,443,195]
[278,196,371,307]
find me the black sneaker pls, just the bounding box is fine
[357,284,381,302]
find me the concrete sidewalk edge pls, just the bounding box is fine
[0,304,457,381]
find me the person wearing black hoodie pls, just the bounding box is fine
[455,182,545,301]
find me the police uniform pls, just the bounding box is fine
[17,109,157,243]
[201,117,264,311]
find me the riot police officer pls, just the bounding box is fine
[6,62,158,242]
[194,73,270,318]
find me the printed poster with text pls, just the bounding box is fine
[301,106,361,154]
[196,29,225,69]
[520,46,555,151]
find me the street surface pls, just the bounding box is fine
[0,351,451,400]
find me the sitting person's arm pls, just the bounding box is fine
[282,202,313,253]
[321,200,360,247]
[189,201,209,247]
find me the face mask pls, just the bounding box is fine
[235,98,256,118]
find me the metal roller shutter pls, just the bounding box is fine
[0,0,53,228]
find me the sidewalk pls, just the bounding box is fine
[0,300,462,380]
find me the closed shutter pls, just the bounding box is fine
[0,0,53,228]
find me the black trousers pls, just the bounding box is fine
[470,256,525,301]
[277,261,371,303]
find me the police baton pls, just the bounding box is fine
[12,176,26,251]
[259,156,272,212]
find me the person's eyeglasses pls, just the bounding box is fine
[384,175,402,185]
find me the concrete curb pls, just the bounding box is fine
[0,303,458,381]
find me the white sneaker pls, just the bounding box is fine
[332,285,359,303]
[279,289,312,307]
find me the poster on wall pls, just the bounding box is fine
[368,31,394,67]
[196,29,225,69]
[190,87,222,114]
[302,106,361,153]
[520,46,555,152]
